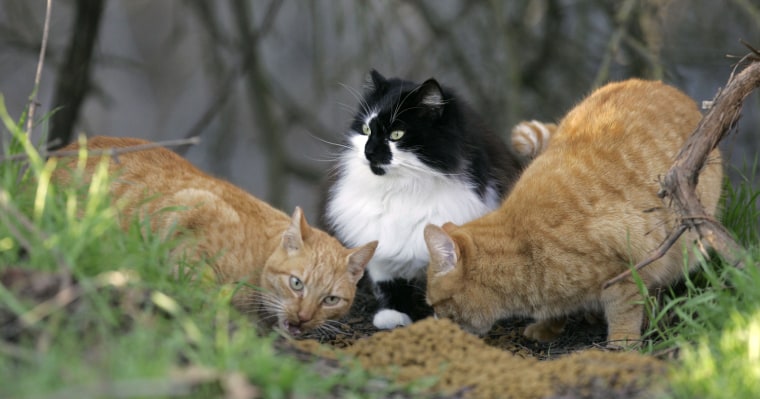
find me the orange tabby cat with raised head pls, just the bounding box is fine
[424,79,723,346]
[52,137,377,337]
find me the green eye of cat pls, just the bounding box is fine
[323,295,340,306]
[390,130,405,141]
[361,123,371,135]
[289,276,304,291]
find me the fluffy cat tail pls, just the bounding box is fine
[510,120,557,161]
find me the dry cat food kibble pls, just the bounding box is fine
[299,318,666,399]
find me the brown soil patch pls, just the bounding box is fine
[294,280,668,398]
[297,318,666,399]
[2,269,668,398]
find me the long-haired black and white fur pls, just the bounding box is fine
[324,70,524,329]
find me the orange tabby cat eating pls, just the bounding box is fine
[52,136,377,337]
[424,79,723,346]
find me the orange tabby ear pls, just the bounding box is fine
[442,222,458,234]
[424,224,458,276]
[346,241,378,284]
[282,207,307,255]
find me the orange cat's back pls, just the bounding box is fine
[511,79,721,242]
[56,137,268,225]
[53,136,290,279]
[425,79,723,345]
[52,137,378,336]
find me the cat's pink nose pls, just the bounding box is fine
[298,311,312,323]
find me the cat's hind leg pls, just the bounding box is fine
[523,317,567,342]
[601,279,645,348]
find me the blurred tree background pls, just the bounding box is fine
[1,0,758,220]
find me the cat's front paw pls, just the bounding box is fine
[373,309,413,330]
[523,318,566,342]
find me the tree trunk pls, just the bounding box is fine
[47,0,105,150]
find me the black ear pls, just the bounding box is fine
[415,79,445,118]
[364,69,387,92]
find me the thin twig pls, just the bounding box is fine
[740,39,760,59]
[603,224,687,289]
[0,136,201,162]
[591,0,637,89]
[179,66,242,147]
[19,284,82,327]
[0,189,72,274]
[0,193,34,253]
[25,0,53,136]
[254,0,284,40]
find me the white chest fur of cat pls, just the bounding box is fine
[328,132,501,282]
[324,71,524,330]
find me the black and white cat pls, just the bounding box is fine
[324,70,524,329]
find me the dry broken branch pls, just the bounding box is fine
[0,136,201,163]
[604,46,760,289]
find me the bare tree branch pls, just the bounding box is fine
[47,0,105,150]
[0,136,200,162]
[592,0,637,89]
[604,225,687,288]
[405,0,486,95]
[25,0,52,137]
[231,0,289,208]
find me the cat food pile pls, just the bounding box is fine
[299,318,665,398]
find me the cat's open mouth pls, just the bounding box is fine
[282,320,304,336]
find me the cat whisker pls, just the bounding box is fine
[299,147,346,163]
[337,102,360,116]
[305,155,345,163]
[391,84,424,125]
[252,298,285,311]
[392,104,445,122]
[325,163,344,177]
[311,321,345,339]
[310,324,332,337]
[302,130,351,151]
[326,318,350,329]
[253,300,285,312]
[256,311,282,321]
[244,292,286,313]
[320,319,350,334]
[394,158,466,178]
[251,302,284,320]
[339,82,372,118]
[390,85,409,125]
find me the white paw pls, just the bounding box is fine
[372,309,413,330]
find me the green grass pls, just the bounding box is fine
[641,162,760,398]
[0,97,414,399]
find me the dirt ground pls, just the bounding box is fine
[1,269,668,399]
[306,278,612,357]
[294,278,668,399]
